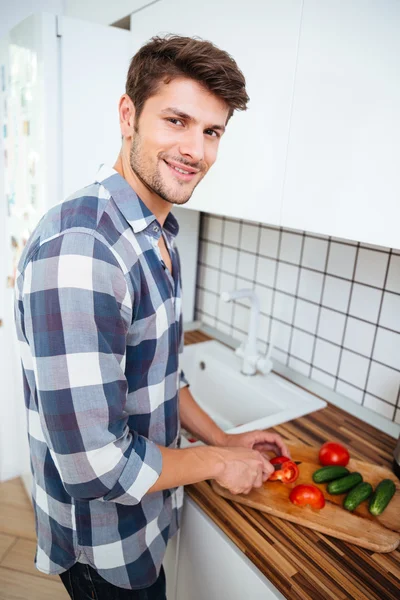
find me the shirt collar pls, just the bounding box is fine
[95,163,180,238]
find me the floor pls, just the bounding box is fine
[0,477,69,600]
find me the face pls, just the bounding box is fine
[127,78,229,205]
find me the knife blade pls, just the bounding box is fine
[273,460,302,471]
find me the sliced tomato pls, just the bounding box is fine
[319,442,350,467]
[289,484,325,509]
[269,459,299,484]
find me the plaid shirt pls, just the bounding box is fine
[14,164,188,590]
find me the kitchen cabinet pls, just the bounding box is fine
[130,0,302,227]
[281,0,400,249]
[174,497,283,600]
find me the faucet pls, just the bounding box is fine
[220,288,273,376]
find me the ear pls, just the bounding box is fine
[118,94,136,138]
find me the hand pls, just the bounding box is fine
[212,446,275,495]
[220,430,291,459]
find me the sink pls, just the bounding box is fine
[180,340,326,445]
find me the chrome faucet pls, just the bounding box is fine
[220,288,273,376]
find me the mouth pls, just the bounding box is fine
[163,159,199,182]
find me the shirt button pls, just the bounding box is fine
[153,225,159,233]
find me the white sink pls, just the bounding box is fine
[180,340,326,444]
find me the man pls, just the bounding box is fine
[14,34,289,598]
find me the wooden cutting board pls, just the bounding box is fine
[211,442,400,553]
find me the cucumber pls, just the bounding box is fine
[327,472,363,495]
[343,482,373,511]
[368,479,396,516]
[312,466,350,483]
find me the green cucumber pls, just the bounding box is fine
[327,472,363,495]
[368,479,396,516]
[343,482,373,511]
[312,466,350,483]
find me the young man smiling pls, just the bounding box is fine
[15,35,289,599]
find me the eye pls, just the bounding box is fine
[167,118,183,126]
[205,129,220,138]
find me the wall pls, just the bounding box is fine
[196,214,400,425]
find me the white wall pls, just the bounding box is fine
[0,0,65,41]
[64,0,161,26]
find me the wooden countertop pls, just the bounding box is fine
[184,331,400,600]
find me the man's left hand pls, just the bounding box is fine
[220,430,291,459]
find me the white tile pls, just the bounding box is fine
[386,255,400,294]
[291,329,314,363]
[373,327,400,371]
[254,284,273,315]
[297,268,324,303]
[379,292,400,332]
[317,307,346,345]
[349,283,381,323]
[207,216,223,243]
[223,219,240,247]
[327,242,357,280]
[219,272,235,295]
[323,276,351,313]
[237,251,256,281]
[204,241,221,269]
[201,266,219,292]
[217,322,231,336]
[288,356,310,376]
[294,299,319,334]
[217,295,233,324]
[221,246,237,274]
[355,248,389,288]
[273,291,295,324]
[256,256,276,288]
[271,347,288,364]
[276,262,298,295]
[338,350,370,389]
[302,237,328,272]
[202,289,218,318]
[201,312,215,327]
[274,321,292,353]
[233,303,250,333]
[313,339,341,375]
[311,367,336,389]
[336,381,364,404]
[201,215,210,238]
[364,394,395,420]
[259,227,280,258]
[257,313,271,342]
[366,361,400,404]
[343,317,375,357]
[395,408,400,425]
[279,232,303,265]
[240,222,259,253]
[232,327,247,344]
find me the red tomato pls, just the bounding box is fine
[269,459,299,484]
[319,442,350,467]
[289,484,325,509]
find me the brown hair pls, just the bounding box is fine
[125,34,249,125]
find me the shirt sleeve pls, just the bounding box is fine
[21,232,162,505]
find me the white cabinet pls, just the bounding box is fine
[174,497,284,600]
[281,0,400,249]
[130,0,302,227]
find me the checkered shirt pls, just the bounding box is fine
[14,164,188,590]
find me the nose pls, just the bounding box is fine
[179,128,205,164]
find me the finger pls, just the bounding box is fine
[256,434,291,458]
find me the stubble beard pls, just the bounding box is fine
[129,127,202,206]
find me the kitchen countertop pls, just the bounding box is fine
[184,330,400,600]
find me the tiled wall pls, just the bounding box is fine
[195,214,400,424]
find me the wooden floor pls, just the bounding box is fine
[0,477,69,600]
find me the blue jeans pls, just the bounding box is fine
[59,562,167,600]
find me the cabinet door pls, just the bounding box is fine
[281,0,400,249]
[130,0,302,227]
[175,498,283,600]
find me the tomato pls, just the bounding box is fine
[269,459,299,484]
[289,484,325,509]
[319,442,350,467]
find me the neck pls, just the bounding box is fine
[113,151,171,227]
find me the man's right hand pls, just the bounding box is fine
[212,446,275,495]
